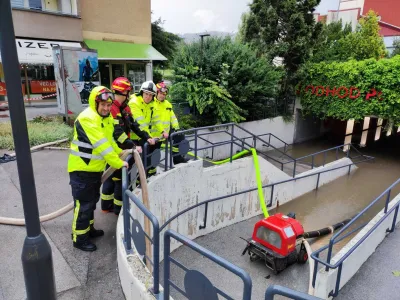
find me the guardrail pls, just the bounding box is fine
[282,143,374,177]
[310,177,400,298]
[121,165,161,298]
[164,229,253,300]
[265,285,322,300]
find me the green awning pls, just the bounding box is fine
[84,39,167,61]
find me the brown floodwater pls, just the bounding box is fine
[270,133,400,255]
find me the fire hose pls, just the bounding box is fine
[0,149,134,226]
[301,218,352,296]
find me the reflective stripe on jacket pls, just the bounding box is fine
[128,94,162,140]
[152,98,179,137]
[68,91,123,173]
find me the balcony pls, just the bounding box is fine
[11,0,79,17]
[11,0,82,42]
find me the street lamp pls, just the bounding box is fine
[0,1,56,299]
[199,32,210,72]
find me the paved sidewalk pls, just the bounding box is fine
[336,225,400,300]
[0,150,125,300]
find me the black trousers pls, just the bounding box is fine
[69,171,102,243]
[101,156,134,214]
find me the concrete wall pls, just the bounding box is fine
[293,109,329,144]
[131,156,356,262]
[192,116,296,161]
[12,8,82,41]
[81,0,151,44]
[313,193,400,299]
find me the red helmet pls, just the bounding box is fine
[112,77,132,94]
[156,81,168,94]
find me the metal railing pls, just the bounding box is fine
[265,285,322,300]
[282,143,375,177]
[310,178,400,298]
[121,165,161,298]
[166,123,295,172]
[159,154,374,233]
[164,229,253,300]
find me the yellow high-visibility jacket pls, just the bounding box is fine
[128,94,162,140]
[152,98,180,137]
[67,88,123,173]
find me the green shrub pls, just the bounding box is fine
[0,117,73,150]
[299,56,400,126]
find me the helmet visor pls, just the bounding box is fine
[96,92,115,103]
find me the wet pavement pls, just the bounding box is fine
[159,133,400,299]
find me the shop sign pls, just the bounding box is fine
[297,85,383,101]
[30,80,57,94]
[0,82,26,96]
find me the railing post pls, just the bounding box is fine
[348,165,351,175]
[270,185,274,207]
[316,173,320,190]
[199,202,209,230]
[163,233,171,300]
[293,160,297,178]
[325,241,334,272]
[164,137,169,171]
[311,156,314,169]
[384,190,391,213]
[194,130,198,160]
[122,167,132,253]
[230,125,234,163]
[388,205,399,233]
[152,222,160,295]
[169,134,174,169]
[143,142,148,172]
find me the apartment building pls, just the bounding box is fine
[314,0,400,53]
[0,0,165,104]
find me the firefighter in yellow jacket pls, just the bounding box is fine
[154,81,188,164]
[128,81,161,178]
[68,86,128,252]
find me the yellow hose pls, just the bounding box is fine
[187,149,250,165]
[250,148,269,218]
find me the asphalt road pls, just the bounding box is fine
[0,150,124,300]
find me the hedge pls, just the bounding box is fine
[298,56,400,126]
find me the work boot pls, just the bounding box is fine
[89,225,104,238]
[73,239,97,252]
[114,207,121,216]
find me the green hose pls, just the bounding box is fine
[187,149,251,165]
[187,147,269,218]
[250,148,269,218]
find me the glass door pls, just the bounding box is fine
[111,64,125,82]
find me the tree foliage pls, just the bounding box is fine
[170,64,245,125]
[151,16,182,67]
[299,56,400,126]
[242,0,323,111]
[391,39,400,57]
[170,36,283,125]
[310,20,353,63]
[311,10,388,63]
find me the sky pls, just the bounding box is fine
[151,0,341,35]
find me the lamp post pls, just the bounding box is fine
[199,32,210,73]
[0,1,56,299]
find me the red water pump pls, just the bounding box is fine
[241,212,351,274]
[241,213,308,274]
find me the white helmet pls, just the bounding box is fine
[140,81,157,95]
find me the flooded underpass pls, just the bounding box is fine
[159,133,400,299]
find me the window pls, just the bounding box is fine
[127,63,145,93]
[256,227,282,249]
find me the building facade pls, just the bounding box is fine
[314,0,400,54]
[0,0,165,105]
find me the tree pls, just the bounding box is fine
[310,20,353,63]
[170,36,283,125]
[243,0,323,113]
[391,39,400,57]
[151,16,182,68]
[336,10,388,61]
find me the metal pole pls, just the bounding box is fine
[0,1,56,299]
